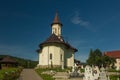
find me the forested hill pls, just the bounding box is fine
[0,55,38,68]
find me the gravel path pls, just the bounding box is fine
[19,69,43,80]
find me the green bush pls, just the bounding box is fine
[0,67,22,80]
[80,68,85,73]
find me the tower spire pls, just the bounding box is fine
[51,11,62,26]
[51,11,62,37]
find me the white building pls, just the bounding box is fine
[37,12,77,68]
[104,50,120,70]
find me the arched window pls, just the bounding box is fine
[50,54,52,60]
[54,28,57,33]
[61,54,62,61]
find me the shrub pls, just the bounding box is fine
[0,67,22,80]
[36,69,54,80]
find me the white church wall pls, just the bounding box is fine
[52,24,61,36]
[67,50,74,67]
[48,45,60,65]
[64,49,74,67]
[51,44,64,66]
[38,44,65,67]
[39,46,49,65]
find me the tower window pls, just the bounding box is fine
[50,54,52,60]
[54,29,57,33]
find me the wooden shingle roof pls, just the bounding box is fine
[0,56,17,63]
[51,12,62,26]
[43,34,63,43]
[39,34,78,52]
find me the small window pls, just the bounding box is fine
[61,54,62,61]
[50,54,52,60]
[54,28,57,33]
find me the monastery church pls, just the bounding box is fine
[37,12,78,68]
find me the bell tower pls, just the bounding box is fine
[51,12,63,37]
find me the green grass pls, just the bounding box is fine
[36,68,55,80]
[0,67,22,80]
[107,69,120,80]
[35,68,70,80]
[110,75,120,80]
[107,69,120,72]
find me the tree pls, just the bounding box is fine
[87,49,102,67]
[87,49,95,65]
[102,55,116,68]
[87,49,116,68]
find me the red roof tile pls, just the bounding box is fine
[104,50,120,58]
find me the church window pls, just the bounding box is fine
[54,28,57,33]
[50,54,52,60]
[61,54,62,61]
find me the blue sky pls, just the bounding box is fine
[0,0,120,62]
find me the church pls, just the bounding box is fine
[37,12,78,68]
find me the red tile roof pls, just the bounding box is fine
[104,50,120,58]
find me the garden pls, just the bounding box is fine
[0,67,22,80]
[36,68,70,80]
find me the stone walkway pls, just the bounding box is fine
[19,69,43,80]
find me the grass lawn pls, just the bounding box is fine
[36,68,55,80]
[0,67,22,80]
[110,75,120,80]
[36,68,69,80]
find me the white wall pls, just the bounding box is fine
[52,24,61,36]
[115,58,120,70]
[64,48,74,67]
[38,44,75,68]
[38,44,65,66]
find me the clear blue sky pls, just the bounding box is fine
[0,0,120,62]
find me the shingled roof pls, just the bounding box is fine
[0,56,17,63]
[51,12,63,26]
[42,34,63,44]
[104,50,120,58]
[39,34,77,52]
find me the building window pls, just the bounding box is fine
[54,28,57,34]
[50,54,52,60]
[61,54,62,61]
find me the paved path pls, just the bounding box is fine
[19,69,43,80]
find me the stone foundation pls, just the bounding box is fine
[37,65,62,68]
